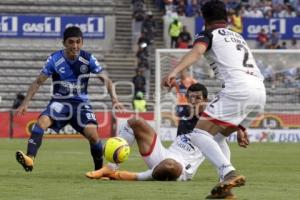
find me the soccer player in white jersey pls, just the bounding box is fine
[87,117,206,181]
[162,0,266,198]
[85,84,209,182]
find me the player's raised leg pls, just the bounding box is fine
[86,117,184,181]
[127,117,156,156]
[86,117,159,180]
[126,117,184,181]
[16,115,53,172]
[86,116,157,180]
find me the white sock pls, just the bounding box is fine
[137,169,154,181]
[214,133,231,161]
[106,123,136,170]
[107,162,119,170]
[118,122,135,146]
[191,128,235,179]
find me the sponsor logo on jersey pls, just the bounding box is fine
[176,135,195,152]
[185,164,191,170]
[58,67,65,74]
[60,81,85,90]
[80,65,88,73]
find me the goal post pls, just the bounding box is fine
[155,49,300,141]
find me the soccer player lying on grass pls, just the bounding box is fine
[86,83,249,199]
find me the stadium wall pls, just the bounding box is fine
[1,111,300,143]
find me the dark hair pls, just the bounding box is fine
[152,159,182,181]
[187,83,208,99]
[201,0,227,23]
[63,26,83,41]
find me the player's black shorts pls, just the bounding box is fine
[40,100,97,134]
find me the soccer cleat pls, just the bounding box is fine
[16,151,34,172]
[210,171,246,196]
[85,165,115,179]
[206,190,237,199]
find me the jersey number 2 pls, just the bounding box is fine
[236,44,254,68]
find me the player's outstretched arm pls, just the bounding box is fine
[16,74,48,115]
[108,170,138,181]
[97,72,124,112]
[162,43,207,89]
[85,165,138,181]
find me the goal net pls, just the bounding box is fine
[155,49,300,141]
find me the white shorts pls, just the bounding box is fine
[141,134,189,181]
[204,86,266,129]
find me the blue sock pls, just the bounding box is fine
[27,124,44,157]
[90,141,103,170]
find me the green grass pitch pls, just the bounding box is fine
[0,139,299,200]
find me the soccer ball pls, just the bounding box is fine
[103,137,130,163]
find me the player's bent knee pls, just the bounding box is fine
[37,115,52,130]
[128,117,146,127]
[152,159,182,181]
[127,118,151,137]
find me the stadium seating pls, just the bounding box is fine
[0,0,146,110]
[1,0,298,113]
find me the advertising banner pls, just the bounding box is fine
[228,129,300,143]
[156,112,300,142]
[0,15,105,38]
[250,113,300,129]
[11,112,112,138]
[0,112,10,138]
[195,17,300,40]
[2,111,300,142]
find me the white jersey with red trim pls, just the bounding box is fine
[168,134,205,180]
[195,28,264,89]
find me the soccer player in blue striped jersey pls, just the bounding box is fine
[15,26,124,172]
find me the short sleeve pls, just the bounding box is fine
[193,31,213,51]
[40,56,55,76]
[89,54,103,74]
